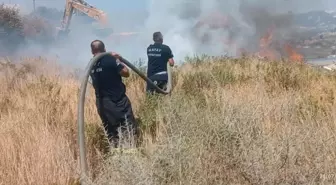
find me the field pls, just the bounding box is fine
[1,55,336,185]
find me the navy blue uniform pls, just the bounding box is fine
[146,43,173,93]
[90,55,137,146]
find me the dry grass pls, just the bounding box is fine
[1,55,336,185]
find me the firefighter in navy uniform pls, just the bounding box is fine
[146,31,175,94]
[89,39,138,148]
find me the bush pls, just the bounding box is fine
[22,15,55,44]
[0,4,24,54]
[0,4,55,55]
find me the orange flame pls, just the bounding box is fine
[259,26,274,48]
[256,24,303,62]
[257,25,279,60]
[284,43,303,62]
[196,13,305,62]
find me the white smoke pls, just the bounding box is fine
[123,0,332,64]
[138,0,243,62]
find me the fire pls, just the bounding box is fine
[256,25,280,60]
[194,12,305,62]
[259,25,274,48]
[255,25,304,62]
[284,43,304,62]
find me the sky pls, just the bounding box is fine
[4,0,336,14]
[1,0,148,13]
[2,0,149,32]
[2,0,336,67]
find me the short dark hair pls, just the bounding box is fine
[153,31,163,42]
[90,39,105,53]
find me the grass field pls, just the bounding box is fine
[1,56,336,185]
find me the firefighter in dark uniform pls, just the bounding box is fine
[89,39,138,148]
[146,31,175,94]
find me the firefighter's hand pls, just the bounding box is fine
[110,52,121,59]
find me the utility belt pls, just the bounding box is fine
[148,71,168,83]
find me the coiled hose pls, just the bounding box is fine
[77,52,172,184]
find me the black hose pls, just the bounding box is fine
[77,52,172,184]
[119,56,172,94]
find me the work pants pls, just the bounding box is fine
[96,95,138,148]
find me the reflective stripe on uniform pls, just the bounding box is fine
[154,71,167,75]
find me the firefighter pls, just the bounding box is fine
[89,39,138,148]
[146,31,175,94]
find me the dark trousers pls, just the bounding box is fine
[146,72,168,94]
[146,80,168,94]
[96,95,138,148]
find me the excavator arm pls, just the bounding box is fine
[57,0,139,39]
[57,0,109,37]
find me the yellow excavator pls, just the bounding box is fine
[56,0,137,38]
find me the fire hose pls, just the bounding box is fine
[77,52,172,184]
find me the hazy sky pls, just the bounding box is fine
[2,0,147,13]
[3,0,336,13]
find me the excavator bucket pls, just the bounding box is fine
[55,27,71,40]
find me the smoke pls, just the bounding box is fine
[0,4,104,67]
[135,0,332,62]
[0,0,333,68]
